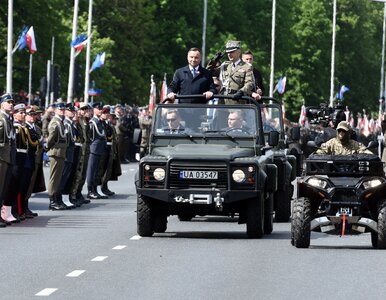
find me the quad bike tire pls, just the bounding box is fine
[292,197,311,248]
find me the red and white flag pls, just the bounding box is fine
[298,104,306,126]
[26,26,37,54]
[149,75,156,112]
[159,73,167,103]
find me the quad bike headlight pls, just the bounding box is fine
[363,179,382,189]
[153,168,166,181]
[306,177,328,189]
[232,169,246,183]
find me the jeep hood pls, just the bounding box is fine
[152,144,254,160]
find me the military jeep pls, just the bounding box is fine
[134,95,279,238]
[259,97,300,222]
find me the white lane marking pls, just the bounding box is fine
[91,256,108,261]
[66,270,85,277]
[35,288,58,296]
[112,245,127,250]
[130,235,142,240]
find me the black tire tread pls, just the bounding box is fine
[292,197,311,248]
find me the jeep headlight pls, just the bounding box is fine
[232,169,246,183]
[153,168,165,181]
[306,177,328,189]
[363,179,382,189]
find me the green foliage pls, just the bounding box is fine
[0,0,385,119]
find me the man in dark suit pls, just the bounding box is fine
[167,47,217,104]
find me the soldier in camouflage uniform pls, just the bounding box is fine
[138,107,152,158]
[219,40,254,104]
[316,121,372,155]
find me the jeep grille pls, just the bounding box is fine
[169,162,228,189]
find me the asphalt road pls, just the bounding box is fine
[1,163,386,300]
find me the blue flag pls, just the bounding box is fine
[12,26,28,53]
[339,85,349,100]
[90,52,106,73]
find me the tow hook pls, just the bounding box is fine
[214,193,224,211]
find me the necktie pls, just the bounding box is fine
[192,68,196,77]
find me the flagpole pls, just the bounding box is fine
[6,0,13,94]
[380,3,386,99]
[67,0,79,103]
[50,37,55,104]
[269,0,276,98]
[201,0,207,66]
[28,54,33,105]
[329,0,337,107]
[84,0,93,104]
[46,60,51,107]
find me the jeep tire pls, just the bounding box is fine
[246,194,264,238]
[264,194,274,234]
[137,195,154,237]
[292,197,311,248]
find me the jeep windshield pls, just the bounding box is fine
[153,104,259,138]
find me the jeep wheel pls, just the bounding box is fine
[373,201,386,249]
[292,197,311,248]
[264,194,274,234]
[274,186,291,222]
[246,194,264,238]
[137,195,154,237]
[178,214,195,221]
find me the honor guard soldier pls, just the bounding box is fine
[2,103,27,222]
[219,40,254,104]
[58,103,78,209]
[70,102,92,204]
[25,105,44,217]
[47,103,68,210]
[86,102,107,199]
[99,106,115,196]
[0,94,16,226]
[18,106,40,218]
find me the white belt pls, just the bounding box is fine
[106,142,113,146]
[16,148,27,153]
[75,143,82,147]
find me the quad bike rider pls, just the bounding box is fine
[291,121,386,248]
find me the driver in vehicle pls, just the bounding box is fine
[316,121,372,155]
[163,109,193,134]
[223,110,250,133]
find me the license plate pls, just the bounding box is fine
[179,170,218,179]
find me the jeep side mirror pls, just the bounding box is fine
[268,130,279,147]
[367,140,378,149]
[291,127,301,141]
[133,128,142,145]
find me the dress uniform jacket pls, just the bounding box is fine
[89,116,107,155]
[220,61,254,96]
[0,111,16,164]
[47,116,67,158]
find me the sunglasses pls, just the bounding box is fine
[337,129,348,133]
[167,118,177,122]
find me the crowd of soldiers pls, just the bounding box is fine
[0,93,144,227]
